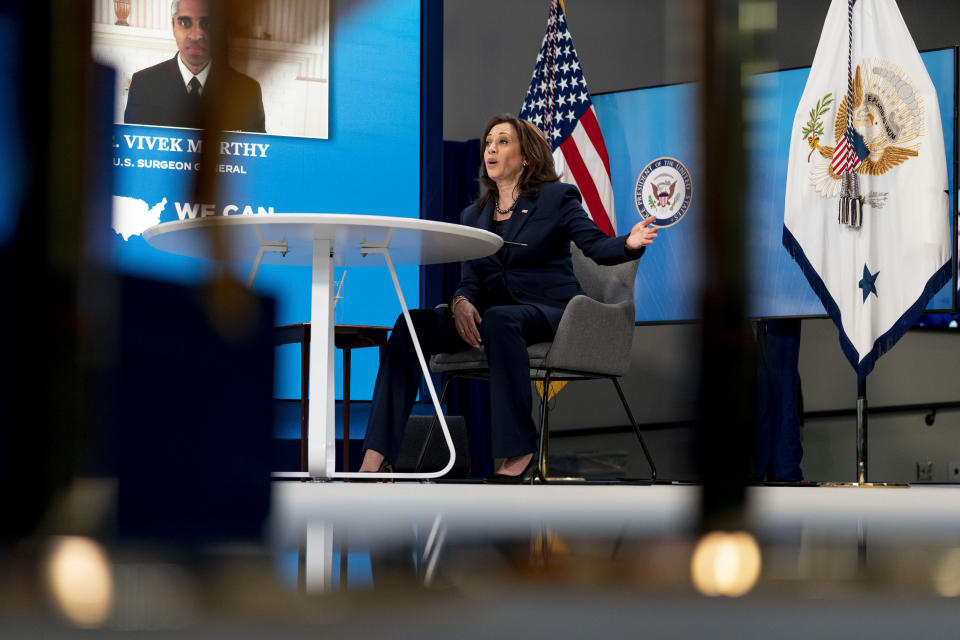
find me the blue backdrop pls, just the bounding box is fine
[110,0,422,402]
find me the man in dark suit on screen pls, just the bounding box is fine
[124,0,266,133]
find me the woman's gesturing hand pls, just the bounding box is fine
[453,299,482,348]
[626,216,658,251]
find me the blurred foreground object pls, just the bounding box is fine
[114,275,274,543]
[45,536,114,627]
[0,1,107,541]
[690,530,761,597]
[0,0,275,544]
[697,0,755,527]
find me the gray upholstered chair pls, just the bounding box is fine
[425,244,656,483]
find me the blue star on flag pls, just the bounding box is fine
[859,264,879,302]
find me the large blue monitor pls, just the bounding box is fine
[593,47,957,323]
[100,0,423,401]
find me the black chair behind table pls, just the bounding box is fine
[423,244,657,483]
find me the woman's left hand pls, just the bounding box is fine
[626,216,658,251]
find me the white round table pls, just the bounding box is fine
[144,214,502,479]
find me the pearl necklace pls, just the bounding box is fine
[495,200,516,216]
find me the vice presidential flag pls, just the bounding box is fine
[783,0,952,379]
[519,0,617,236]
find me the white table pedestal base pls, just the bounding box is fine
[308,237,337,478]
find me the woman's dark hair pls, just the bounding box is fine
[476,114,559,210]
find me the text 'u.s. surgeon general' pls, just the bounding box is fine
[112,134,269,174]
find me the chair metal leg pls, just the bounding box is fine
[414,378,452,473]
[536,369,551,483]
[611,377,657,482]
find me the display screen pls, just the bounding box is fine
[96,0,423,401]
[594,47,957,322]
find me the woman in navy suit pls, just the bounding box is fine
[360,115,657,480]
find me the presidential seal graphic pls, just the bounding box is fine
[634,157,693,227]
[801,59,925,198]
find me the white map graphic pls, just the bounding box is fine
[112,196,166,241]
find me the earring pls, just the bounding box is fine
[522,161,529,167]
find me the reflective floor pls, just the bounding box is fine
[3,481,960,637]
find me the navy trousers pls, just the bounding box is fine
[363,304,554,464]
[754,318,804,482]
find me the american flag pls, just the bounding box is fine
[830,126,869,174]
[519,0,617,236]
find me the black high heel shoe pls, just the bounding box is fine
[485,455,538,484]
[356,458,394,482]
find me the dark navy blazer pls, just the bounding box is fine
[124,55,266,133]
[453,181,644,332]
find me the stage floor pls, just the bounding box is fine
[268,481,960,600]
[269,481,960,546]
[5,482,960,636]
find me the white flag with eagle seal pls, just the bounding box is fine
[783,0,952,379]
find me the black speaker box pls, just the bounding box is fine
[394,415,470,478]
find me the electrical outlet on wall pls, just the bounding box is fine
[949,461,960,483]
[916,461,934,482]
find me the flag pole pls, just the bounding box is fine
[856,376,867,484]
[849,376,906,487]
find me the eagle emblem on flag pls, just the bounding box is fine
[804,60,924,198]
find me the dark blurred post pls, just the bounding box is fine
[0,0,100,541]
[190,0,266,341]
[697,0,755,530]
[113,0,276,544]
